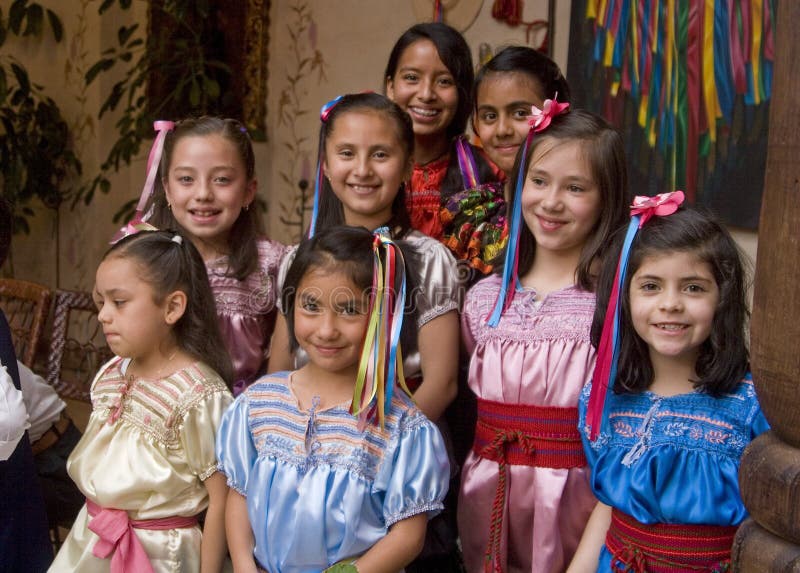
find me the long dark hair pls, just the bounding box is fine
[148,116,262,280]
[499,109,630,290]
[315,93,413,239]
[384,22,499,202]
[282,226,417,355]
[591,207,750,394]
[473,45,571,109]
[103,230,234,387]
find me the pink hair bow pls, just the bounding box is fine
[528,95,570,133]
[110,120,175,244]
[630,191,685,227]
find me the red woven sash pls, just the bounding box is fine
[606,509,736,573]
[473,398,586,572]
[472,397,585,468]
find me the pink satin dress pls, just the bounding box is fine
[458,275,598,573]
[206,238,287,394]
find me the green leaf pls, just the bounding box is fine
[99,0,116,15]
[46,9,63,42]
[204,77,219,101]
[118,24,138,46]
[0,68,7,104]
[10,63,30,93]
[189,78,200,107]
[85,58,115,85]
[23,3,42,37]
[9,0,26,35]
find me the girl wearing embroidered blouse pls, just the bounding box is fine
[269,93,461,424]
[568,199,768,573]
[147,117,287,396]
[384,23,502,249]
[218,226,450,573]
[50,230,234,573]
[458,104,630,572]
[473,45,571,178]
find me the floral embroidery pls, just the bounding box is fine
[613,421,635,438]
[705,430,730,444]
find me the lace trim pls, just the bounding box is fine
[385,501,444,528]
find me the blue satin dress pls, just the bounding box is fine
[216,372,450,573]
[578,375,769,571]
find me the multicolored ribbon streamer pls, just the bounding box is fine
[586,190,684,441]
[485,97,570,327]
[308,95,344,239]
[585,0,775,202]
[351,230,413,429]
[110,121,174,244]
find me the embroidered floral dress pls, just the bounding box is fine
[207,238,287,393]
[578,375,769,572]
[215,371,450,573]
[457,275,598,573]
[49,357,233,573]
[408,156,450,240]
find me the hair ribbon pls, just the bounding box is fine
[351,228,412,429]
[308,96,345,238]
[485,96,570,327]
[585,191,685,441]
[110,120,175,244]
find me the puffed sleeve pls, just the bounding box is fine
[405,237,461,328]
[375,411,450,527]
[0,361,28,461]
[180,388,233,481]
[215,393,258,495]
[275,244,298,314]
[461,285,480,354]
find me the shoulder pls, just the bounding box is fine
[172,362,231,401]
[256,237,288,270]
[403,231,458,270]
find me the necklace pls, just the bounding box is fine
[126,349,179,382]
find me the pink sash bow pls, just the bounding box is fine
[87,499,198,573]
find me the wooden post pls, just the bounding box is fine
[734,1,800,570]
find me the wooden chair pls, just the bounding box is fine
[45,289,112,402]
[0,279,52,368]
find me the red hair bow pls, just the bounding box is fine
[631,191,685,227]
[528,95,570,133]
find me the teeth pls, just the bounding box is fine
[411,107,439,117]
[657,324,685,331]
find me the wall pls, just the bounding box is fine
[3,0,758,289]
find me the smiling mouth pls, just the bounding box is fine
[409,106,441,118]
[654,323,688,331]
[347,184,380,194]
[189,209,221,218]
[536,216,567,230]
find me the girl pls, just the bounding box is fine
[218,226,450,573]
[147,117,287,395]
[458,104,630,572]
[50,230,234,572]
[270,92,461,425]
[384,22,502,252]
[473,45,571,177]
[568,197,768,572]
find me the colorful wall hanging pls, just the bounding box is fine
[567,0,775,229]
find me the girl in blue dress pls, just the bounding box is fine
[568,194,768,572]
[216,226,450,573]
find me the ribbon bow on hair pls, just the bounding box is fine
[110,120,175,244]
[586,190,686,441]
[485,95,570,327]
[630,191,685,227]
[528,96,571,133]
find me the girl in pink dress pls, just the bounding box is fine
[457,103,630,573]
[147,117,287,394]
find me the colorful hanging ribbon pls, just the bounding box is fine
[110,120,174,244]
[586,190,684,441]
[485,97,570,327]
[308,95,344,239]
[584,0,775,201]
[351,230,413,429]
